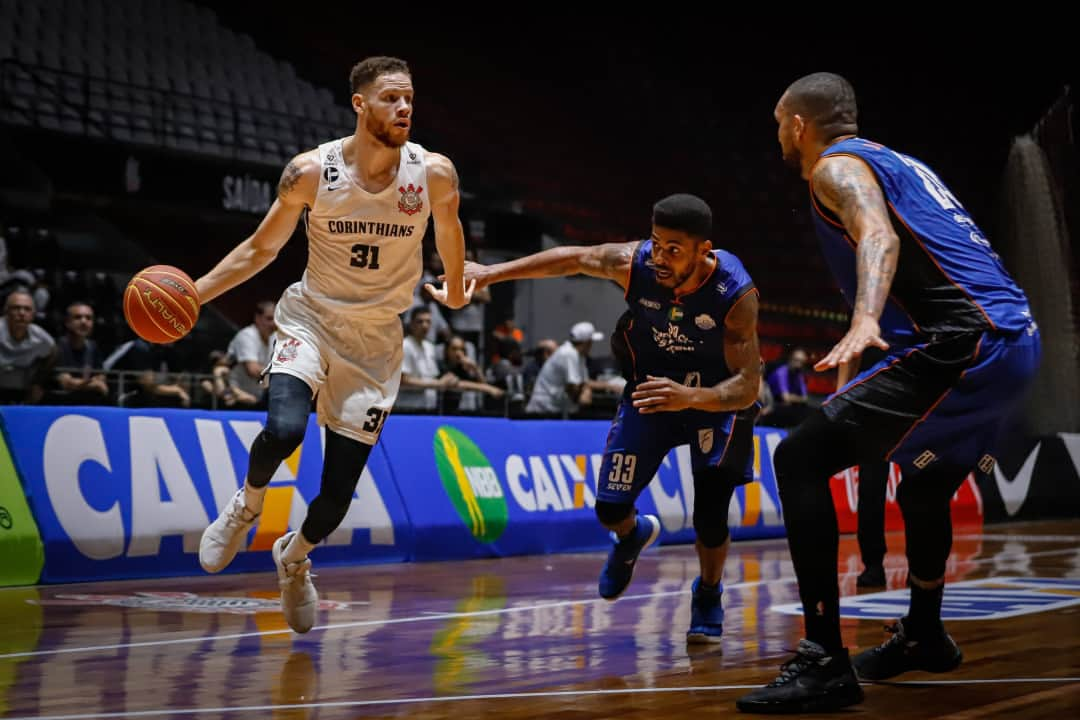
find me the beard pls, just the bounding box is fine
[366,114,407,148]
[648,260,694,289]
[782,143,802,170]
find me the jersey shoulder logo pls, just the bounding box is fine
[398,183,424,215]
[323,165,340,191]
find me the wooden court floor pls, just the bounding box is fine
[1,520,1078,719]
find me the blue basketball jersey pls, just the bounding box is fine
[621,240,755,387]
[811,138,1032,339]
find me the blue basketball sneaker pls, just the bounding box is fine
[687,577,724,643]
[598,514,661,600]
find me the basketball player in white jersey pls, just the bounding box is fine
[192,56,474,633]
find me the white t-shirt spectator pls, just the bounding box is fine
[526,341,588,415]
[226,325,274,397]
[398,335,440,410]
[0,320,54,391]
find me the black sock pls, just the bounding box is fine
[804,598,844,654]
[906,579,944,636]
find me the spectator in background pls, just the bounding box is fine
[398,306,458,412]
[757,374,776,423]
[439,334,504,412]
[491,314,526,361]
[53,301,109,404]
[523,338,557,393]
[201,350,260,408]
[526,322,610,417]
[409,251,451,345]
[106,337,193,408]
[766,346,810,427]
[490,338,525,388]
[0,289,55,403]
[449,248,491,355]
[225,300,276,408]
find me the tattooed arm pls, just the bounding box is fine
[194,152,318,304]
[463,241,637,291]
[811,155,898,372]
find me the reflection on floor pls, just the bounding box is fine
[2,521,1079,719]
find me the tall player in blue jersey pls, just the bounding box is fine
[737,73,1041,713]
[463,194,762,642]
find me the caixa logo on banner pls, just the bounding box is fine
[429,423,788,542]
[28,411,398,563]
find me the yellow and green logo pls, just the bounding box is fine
[433,426,508,543]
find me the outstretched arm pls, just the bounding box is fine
[811,155,898,372]
[631,290,761,413]
[194,152,318,304]
[464,242,637,291]
[424,153,474,309]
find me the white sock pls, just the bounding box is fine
[282,532,316,565]
[243,483,267,515]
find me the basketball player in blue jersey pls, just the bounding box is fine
[191,57,474,634]
[737,73,1041,713]
[463,194,762,642]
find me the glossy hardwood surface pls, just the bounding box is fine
[2,520,1078,718]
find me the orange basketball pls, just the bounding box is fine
[123,265,200,344]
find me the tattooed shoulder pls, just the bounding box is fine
[277,160,304,199]
[811,155,888,225]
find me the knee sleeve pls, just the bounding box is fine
[773,410,859,501]
[246,374,312,488]
[693,467,738,548]
[595,500,634,528]
[301,430,373,543]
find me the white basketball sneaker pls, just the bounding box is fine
[199,489,258,573]
[272,532,319,634]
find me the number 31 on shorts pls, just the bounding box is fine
[362,407,389,435]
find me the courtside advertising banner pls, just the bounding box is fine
[0,407,412,582]
[374,417,790,560]
[0,408,980,582]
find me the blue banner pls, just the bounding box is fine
[0,407,412,582]
[0,407,787,582]
[377,417,788,560]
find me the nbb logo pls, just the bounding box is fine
[431,424,788,543]
[433,427,508,543]
[432,425,600,543]
[38,414,395,560]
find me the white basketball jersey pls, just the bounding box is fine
[296,138,430,318]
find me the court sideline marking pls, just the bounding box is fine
[6,677,1080,720]
[3,546,1077,661]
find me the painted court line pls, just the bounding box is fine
[7,677,1079,720]
[0,577,793,660]
[955,534,1080,543]
[7,548,1077,661]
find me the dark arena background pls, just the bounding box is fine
[0,5,1076,718]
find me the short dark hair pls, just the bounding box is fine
[350,56,411,95]
[66,301,93,317]
[4,289,33,310]
[783,72,859,140]
[409,305,432,323]
[255,300,275,317]
[652,194,712,239]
